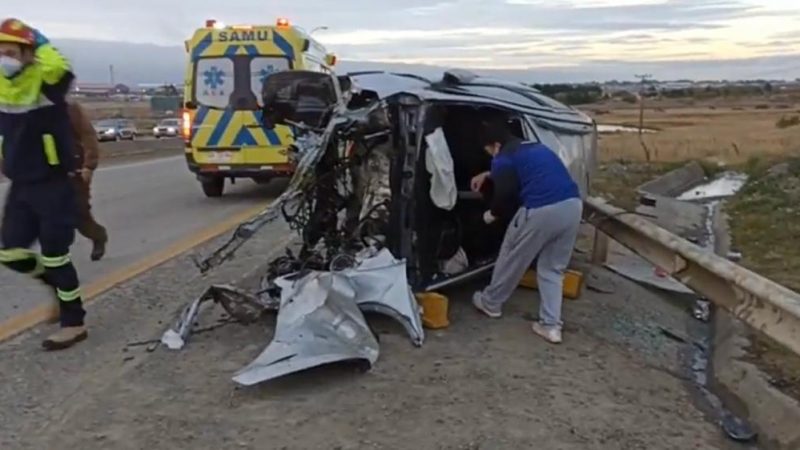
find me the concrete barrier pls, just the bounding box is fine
[99,138,183,158]
[637,161,706,197]
[0,139,183,182]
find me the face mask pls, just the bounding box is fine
[0,56,23,78]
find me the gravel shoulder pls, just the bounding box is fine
[0,223,733,450]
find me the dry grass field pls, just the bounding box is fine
[589,104,800,164]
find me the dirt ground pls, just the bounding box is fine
[0,219,741,450]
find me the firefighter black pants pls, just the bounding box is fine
[0,176,85,327]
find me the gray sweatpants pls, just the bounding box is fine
[477,198,583,326]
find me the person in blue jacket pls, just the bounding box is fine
[471,117,583,344]
[0,18,87,350]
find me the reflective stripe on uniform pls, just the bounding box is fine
[0,248,36,262]
[42,134,59,165]
[0,248,44,276]
[41,254,70,268]
[0,95,54,114]
[56,287,81,302]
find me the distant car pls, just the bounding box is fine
[95,119,138,142]
[153,118,181,139]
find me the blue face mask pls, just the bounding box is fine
[0,56,23,78]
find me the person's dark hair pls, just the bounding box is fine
[480,116,514,147]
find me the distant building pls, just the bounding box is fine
[73,83,131,97]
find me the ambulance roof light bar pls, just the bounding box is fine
[205,19,226,29]
[276,18,290,28]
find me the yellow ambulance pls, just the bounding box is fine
[181,18,336,197]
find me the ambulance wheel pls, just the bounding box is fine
[201,177,224,197]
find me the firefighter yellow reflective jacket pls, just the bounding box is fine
[0,41,76,182]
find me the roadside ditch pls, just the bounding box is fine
[606,160,800,449]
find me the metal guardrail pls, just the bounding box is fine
[585,196,800,356]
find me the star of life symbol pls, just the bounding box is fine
[258,65,277,85]
[202,66,226,97]
[203,66,225,90]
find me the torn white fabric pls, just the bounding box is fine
[425,127,457,210]
[441,247,469,275]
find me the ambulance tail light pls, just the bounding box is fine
[276,18,290,28]
[181,109,194,142]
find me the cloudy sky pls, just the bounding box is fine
[7,0,800,80]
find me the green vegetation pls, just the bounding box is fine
[531,83,603,105]
[728,157,800,401]
[728,157,800,291]
[532,81,779,106]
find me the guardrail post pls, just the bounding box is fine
[591,228,609,264]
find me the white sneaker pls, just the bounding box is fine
[472,292,502,318]
[532,322,562,344]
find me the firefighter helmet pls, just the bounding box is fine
[0,19,36,46]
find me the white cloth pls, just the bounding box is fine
[424,128,457,210]
[441,247,469,275]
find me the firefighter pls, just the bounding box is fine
[0,18,88,350]
[67,99,108,261]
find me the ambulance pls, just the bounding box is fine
[181,18,336,197]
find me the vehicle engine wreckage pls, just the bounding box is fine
[162,69,597,386]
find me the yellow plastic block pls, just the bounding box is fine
[519,269,583,299]
[415,292,450,329]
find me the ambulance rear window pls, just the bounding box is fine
[195,58,235,108]
[249,57,291,107]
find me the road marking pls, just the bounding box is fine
[0,202,269,343]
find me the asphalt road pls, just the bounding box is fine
[0,155,281,328]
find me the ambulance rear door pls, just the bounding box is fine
[190,54,294,166]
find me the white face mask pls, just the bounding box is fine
[0,56,23,78]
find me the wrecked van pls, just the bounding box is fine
[251,69,597,290]
[168,69,597,385]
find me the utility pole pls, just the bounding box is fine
[109,64,116,86]
[634,74,652,136]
